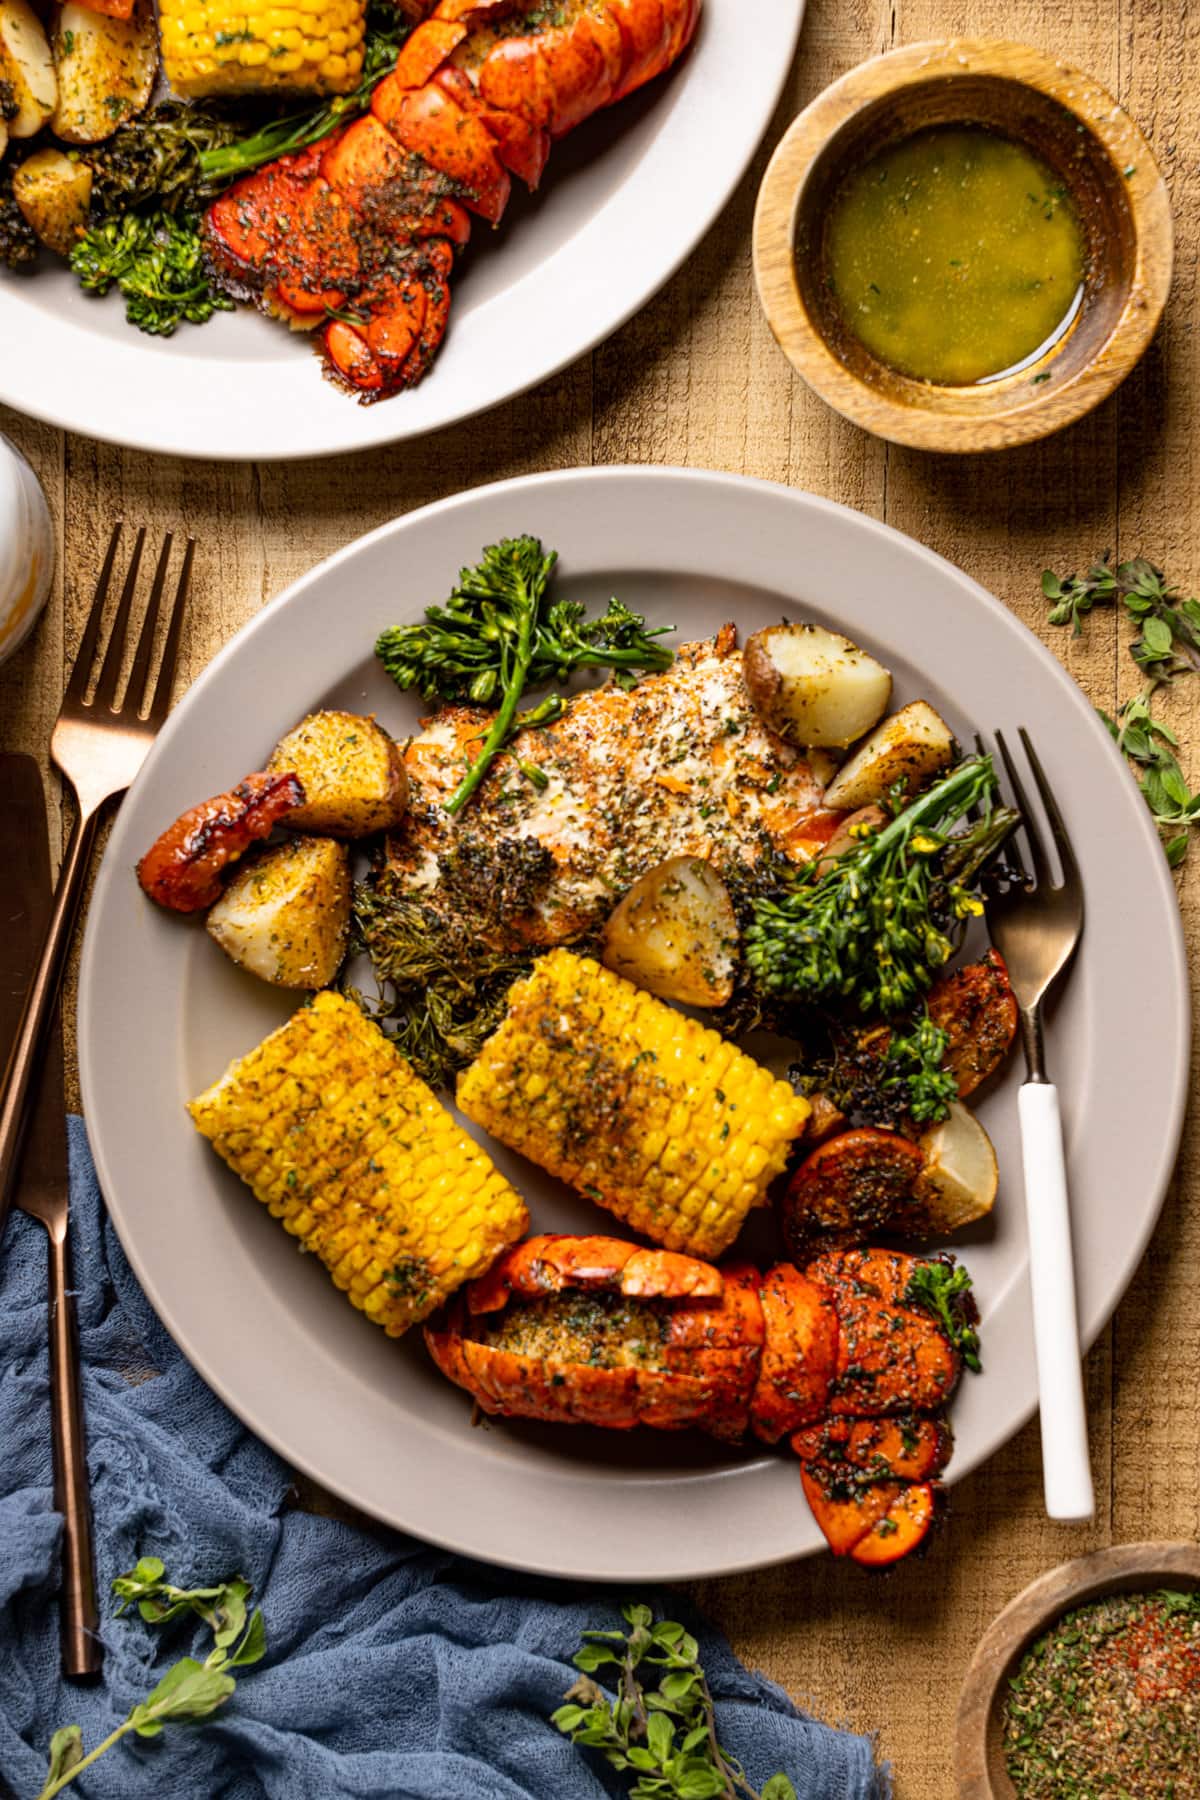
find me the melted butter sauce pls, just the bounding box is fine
[823,126,1086,385]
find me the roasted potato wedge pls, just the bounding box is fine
[50,0,155,145]
[267,710,408,837]
[906,1102,999,1236]
[12,146,91,253]
[744,623,892,749]
[823,701,955,811]
[602,855,738,1007]
[0,0,57,138]
[206,836,351,990]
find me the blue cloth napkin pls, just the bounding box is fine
[0,1119,888,1800]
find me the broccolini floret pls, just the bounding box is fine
[745,756,1014,1016]
[71,212,233,337]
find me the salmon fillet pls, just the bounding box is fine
[387,625,834,951]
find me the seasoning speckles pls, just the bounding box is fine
[1002,1587,1200,1798]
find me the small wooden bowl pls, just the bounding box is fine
[753,41,1173,452]
[955,1541,1200,1797]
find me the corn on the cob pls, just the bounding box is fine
[159,0,367,99]
[188,990,529,1337]
[457,950,810,1259]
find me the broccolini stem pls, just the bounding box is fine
[196,41,399,186]
[846,757,997,874]
[444,604,535,816]
[746,755,1001,1016]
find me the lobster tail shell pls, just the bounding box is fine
[748,1263,838,1445]
[467,1232,725,1312]
[203,0,702,397]
[425,1235,964,1567]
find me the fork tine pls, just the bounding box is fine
[62,523,123,706]
[92,526,146,712]
[147,537,195,722]
[1018,727,1080,889]
[994,728,1052,887]
[1002,816,1031,883]
[124,533,174,718]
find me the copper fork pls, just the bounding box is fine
[0,524,195,1244]
[981,727,1092,1522]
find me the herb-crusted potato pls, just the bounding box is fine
[206,835,351,989]
[267,710,408,837]
[50,0,156,145]
[0,0,57,138]
[744,623,892,749]
[12,146,91,253]
[823,701,955,811]
[601,856,738,1008]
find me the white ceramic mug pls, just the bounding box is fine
[0,434,54,667]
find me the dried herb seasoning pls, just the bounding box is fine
[1002,1587,1200,1798]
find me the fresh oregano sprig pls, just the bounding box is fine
[35,1560,266,1800]
[552,1603,797,1800]
[1043,553,1200,864]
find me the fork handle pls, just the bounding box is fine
[46,1214,101,1676]
[1017,1081,1095,1522]
[0,804,102,1244]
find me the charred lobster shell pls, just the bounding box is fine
[205,0,702,398]
[425,1233,965,1566]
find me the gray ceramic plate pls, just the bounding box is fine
[78,469,1189,1580]
[0,1,804,460]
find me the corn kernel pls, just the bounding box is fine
[458,952,809,1260]
[189,992,529,1337]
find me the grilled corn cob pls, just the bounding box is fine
[159,0,367,99]
[188,990,529,1336]
[457,950,810,1259]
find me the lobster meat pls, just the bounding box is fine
[425,1233,968,1566]
[204,0,702,399]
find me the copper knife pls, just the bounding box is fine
[0,754,100,1678]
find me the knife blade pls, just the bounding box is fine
[0,755,64,1216]
[0,753,51,1057]
[0,752,100,1677]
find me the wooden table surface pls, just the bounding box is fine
[2,1,1198,1794]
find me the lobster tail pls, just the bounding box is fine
[203,0,702,399]
[425,1234,968,1567]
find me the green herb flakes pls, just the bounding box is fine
[1003,1588,1200,1798]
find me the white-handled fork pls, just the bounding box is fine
[981,727,1093,1522]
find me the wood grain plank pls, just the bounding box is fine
[1109,0,1200,1556]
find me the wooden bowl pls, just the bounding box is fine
[753,41,1173,452]
[954,1541,1200,1797]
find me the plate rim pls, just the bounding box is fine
[0,1,805,461]
[78,466,1191,1579]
